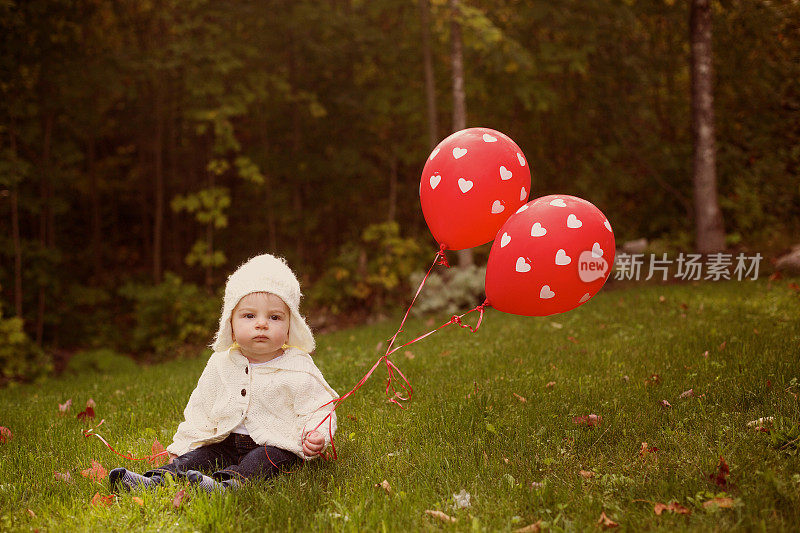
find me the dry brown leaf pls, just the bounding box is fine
[172,489,187,509]
[58,399,72,413]
[572,414,602,427]
[26,509,36,518]
[439,350,452,357]
[654,502,691,515]
[709,456,730,488]
[678,389,695,399]
[513,393,527,403]
[90,492,116,507]
[703,497,735,509]
[701,350,709,358]
[86,398,97,409]
[658,295,666,302]
[148,439,169,467]
[514,521,542,533]
[404,350,415,360]
[639,442,659,458]
[718,341,727,351]
[579,470,595,478]
[347,414,358,421]
[375,479,392,496]
[132,497,144,507]
[645,374,661,386]
[424,510,457,523]
[545,381,556,389]
[81,460,108,482]
[0,426,13,443]
[660,399,672,409]
[597,511,619,529]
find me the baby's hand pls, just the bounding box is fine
[302,430,325,457]
[168,452,178,464]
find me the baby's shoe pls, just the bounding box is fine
[186,470,241,493]
[109,468,163,491]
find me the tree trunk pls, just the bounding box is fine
[420,0,439,150]
[36,113,54,345]
[690,0,725,253]
[450,0,473,266]
[88,137,103,283]
[153,81,165,283]
[388,151,398,222]
[9,127,23,317]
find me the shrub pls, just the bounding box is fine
[0,309,52,385]
[408,264,487,317]
[118,273,219,359]
[66,348,139,375]
[309,222,424,315]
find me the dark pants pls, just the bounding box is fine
[147,433,300,483]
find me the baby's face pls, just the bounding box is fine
[231,292,290,363]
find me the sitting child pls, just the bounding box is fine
[110,254,338,492]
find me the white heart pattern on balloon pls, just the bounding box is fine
[452,147,467,159]
[458,178,473,193]
[499,166,513,180]
[567,214,582,228]
[515,257,531,273]
[482,134,498,143]
[430,174,441,190]
[491,200,505,214]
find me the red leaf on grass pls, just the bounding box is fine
[81,460,108,482]
[86,398,96,408]
[58,399,72,413]
[679,389,695,399]
[660,400,672,409]
[147,439,169,467]
[709,456,730,487]
[639,442,659,458]
[572,414,602,427]
[77,406,95,421]
[91,492,116,507]
[132,497,144,507]
[172,489,187,509]
[702,497,736,509]
[0,426,12,443]
[645,374,661,386]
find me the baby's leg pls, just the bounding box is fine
[152,434,238,479]
[217,444,300,482]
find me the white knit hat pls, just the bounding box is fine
[211,254,315,353]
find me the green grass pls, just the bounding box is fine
[1,279,799,532]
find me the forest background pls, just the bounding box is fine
[1,0,798,383]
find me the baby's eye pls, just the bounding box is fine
[244,313,256,319]
[270,314,283,321]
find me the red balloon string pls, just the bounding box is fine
[83,419,169,463]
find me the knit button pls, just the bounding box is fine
[241,389,246,396]
[245,367,248,374]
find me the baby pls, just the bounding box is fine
[110,254,338,492]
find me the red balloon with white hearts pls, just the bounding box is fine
[420,127,531,250]
[485,194,615,316]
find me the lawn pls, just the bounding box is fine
[1,279,799,532]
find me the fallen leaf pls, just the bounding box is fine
[567,336,578,344]
[347,414,358,421]
[77,406,95,421]
[147,439,168,467]
[579,470,595,478]
[639,442,659,457]
[86,398,96,409]
[746,417,774,428]
[132,497,144,507]
[439,350,452,357]
[545,381,556,389]
[660,400,672,409]
[550,322,563,329]
[91,492,116,507]
[54,471,73,483]
[709,456,730,488]
[597,511,619,529]
[679,389,695,399]
[27,509,36,518]
[513,393,527,403]
[572,414,602,427]
[654,502,691,515]
[375,479,392,496]
[703,497,736,509]
[81,460,108,482]
[701,350,709,359]
[788,282,800,292]
[645,373,661,386]
[375,341,384,353]
[768,271,782,282]
[404,350,415,360]
[680,303,688,310]
[514,521,542,533]
[172,489,187,508]
[658,295,666,302]
[718,341,727,351]
[424,510,457,523]
[0,426,12,443]
[530,481,545,489]
[58,399,72,413]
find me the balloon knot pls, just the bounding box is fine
[436,244,450,267]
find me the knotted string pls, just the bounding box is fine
[305,245,491,461]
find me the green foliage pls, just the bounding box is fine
[409,264,487,317]
[0,309,52,384]
[309,222,424,314]
[118,274,219,359]
[65,348,138,375]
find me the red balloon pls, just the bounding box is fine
[420,128,531,250]
[485,194,615,316]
